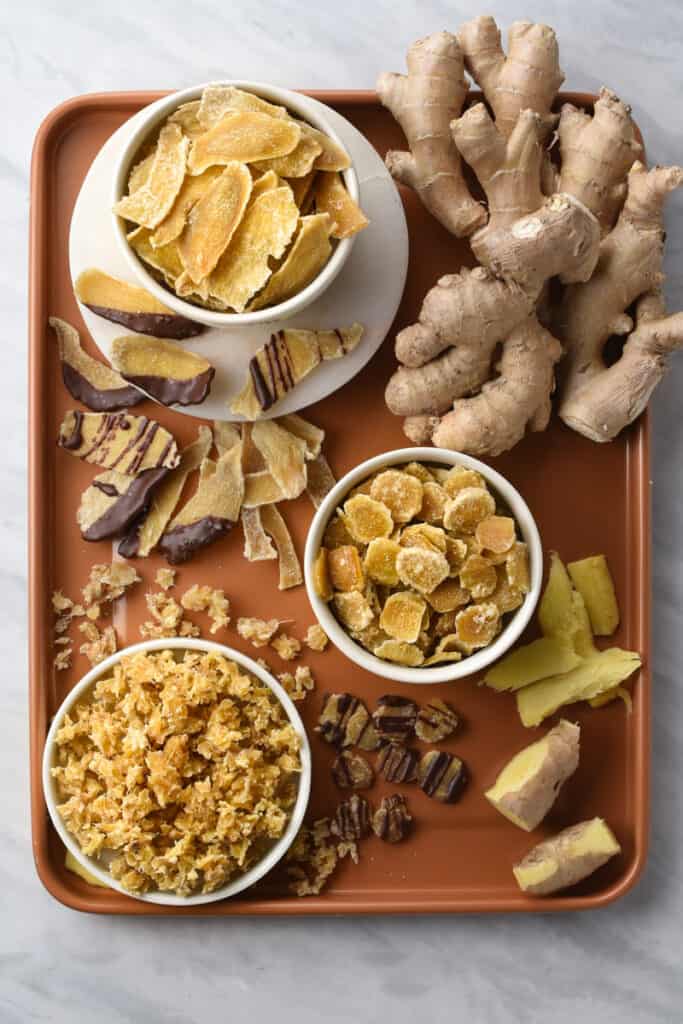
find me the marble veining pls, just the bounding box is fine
[4,1,683,1021]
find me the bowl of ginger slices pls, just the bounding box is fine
[112,81,369,326]
[304,448,543,684]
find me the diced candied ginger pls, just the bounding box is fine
[445,536,468,575]
[313,548,333,602]
[328,545,365,592]
[442,466,485,498]
[443,486,496,534]
[490,567,524,614]
[475,515,516,555]
[333,591,375,632]
[379,591,426,643]
[370,470,423,524]
[434,610,457,637]
[323,514,355,549]
[373,639,425,667]
[455,602,501,652]
[396,546,449,596]
[403,462,434,483]
[399,523,446,553]
[506,542,530,593]
[364,538,401,586]
[343,493,394,544]
[459,554,497,599]
[426,579,470,613]
[423,635,463,665]
[420,482,448,524]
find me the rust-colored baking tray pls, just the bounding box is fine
[29,90,650,914]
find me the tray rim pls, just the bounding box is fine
[28,88,651,916]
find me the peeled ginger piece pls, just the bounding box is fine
[485,720,580,831]
[517,647,641,727]
[484,636,581,691]
[65,850,109,888]
[567,554,620,636]
[513,817,621,896]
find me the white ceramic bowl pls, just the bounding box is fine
[304,448,543,685]
[42,638,311,906]
[111,80,359,327]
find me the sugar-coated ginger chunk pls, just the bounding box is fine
[403,461,434,483]
[399,523,447,552]
[455,602,501,652]
[459,553,497,599]
[420,481,448,524]
[328,545,365,592]
[442,466,486,497]
[489,569,525,614]
[333,591,375,632]
[313,548,333,602]
[343,493,394,544]
[363,537,401,586]
[323,514,355,549]
[567,554,620,636]
[476,515,516,555]
[379,591,427,643]
[443,486,496,534]
[506,541,530,594]
[370,469,423,523]
[444,536,468,575]
[425,578,470,613]
[373,639,425,667]
[396,546,449,595]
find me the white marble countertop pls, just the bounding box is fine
[4,1,683,1021]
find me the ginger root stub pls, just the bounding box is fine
[316,460,529,668]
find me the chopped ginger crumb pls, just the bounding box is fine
[155,568,176,591]
[272,633,302,661]
[304,624,329,652]
[181,584,230,634]
[237,617,281,647]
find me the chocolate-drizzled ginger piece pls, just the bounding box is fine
[376,743,418,784]
[331,751,374,790]
[372,695,418,742]
[50,317,143,412]
[111,335,215,407]
[58,411,180,474]
[75,268,204,339]
[159,442,244,564]
[415,699,460,743]
[230,324,364,418]
[77,468,168,542]
[417,750,468,803]
[372,794,412,843]
[316,693,381,752]
[330,794,372,841]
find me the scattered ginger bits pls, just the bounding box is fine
[237,617,281,648]
[304,624,328,652]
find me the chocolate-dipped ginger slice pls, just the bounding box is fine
[58,411,180,473]
[77,468,168,541]
[50,316,143,411]
[231,323,363,418]
[111,335,215,407]
[75,268,203,339]
[159,442,244,564]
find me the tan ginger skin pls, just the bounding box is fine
[378,15,683,455]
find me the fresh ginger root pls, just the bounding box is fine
[457,17,564,138]
[484,636,580,692]
[377,31,486,238]
[513,817,621,895]
[558,162,683,442]
[567,555,620,635]
[485,719,580,831]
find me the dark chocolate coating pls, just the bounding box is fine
[159,515,233,564]
[61,363,144,412]
[85,303,204,340]
[82,467,168,541]
[124,367,215,407]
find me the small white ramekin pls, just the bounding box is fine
[111,80,359,327]
[42,637,311,906]
[304,448,543,685]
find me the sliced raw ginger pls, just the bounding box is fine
[485,720,580,831]
[516,647,642,728]
[118,425,213,558]
[230,323,363,417]
[159,442,244,564]
[208,186,299,312]
[187,111,301,174]
[110,335,215,407]
[313,171,369,239]
[177,161,253,283]
[249,214,333,311]
[484,636,581,692]
[115,124,189,229]
[567,554,620,636]
[74,269,203,339]
[513,817,621,896]
[49,316,143,412]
